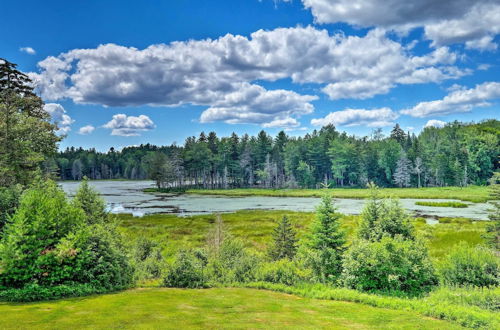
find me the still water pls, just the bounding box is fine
[59,180,491,220]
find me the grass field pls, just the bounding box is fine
[0,288,461,329]
[117,210,487,259]
[184,185,490,202]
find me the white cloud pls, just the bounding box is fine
[20,47,36,55]
[103,114,155,136]
[424,120,447,128]
[199,83,316,127]
[311,107,398,127]
[78,125,95,135]
[300,0,500,50]
[30,26,464,127]
[401,81,500,117]
[43,103,74,134]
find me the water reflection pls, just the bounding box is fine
[59,180,491,220]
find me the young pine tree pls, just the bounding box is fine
[310,194,346,280]
[484,172,500,251]
[72,177,108,224]
[269,215,298,260]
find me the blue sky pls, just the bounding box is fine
[2,0,499,151]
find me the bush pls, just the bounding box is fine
[439,243,499,287]
[162,249,207,288]
[341,237,437,295]
[133,237,164,281]
[257,259,312,286]
[206,239,260,284]
[0,180,134,301]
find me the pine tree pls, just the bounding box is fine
[484,172,500,251]
[269,215,298,260]
[310,194,346,280]
[73,178,108,225]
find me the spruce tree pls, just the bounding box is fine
[484,172,500,251]
[269,215,298,260]
[310,194,346,280]
[72,177,108,225]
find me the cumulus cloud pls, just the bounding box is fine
[43,103,74,134]
[199,83,316,127]
[78,125,95,135]
[424,119,447,128]
[401,81,500,117]
[300,0,500,50]
[30,26,464,127]
[311,107,398,127]
[20,47,36,55]
[103,114,155,136]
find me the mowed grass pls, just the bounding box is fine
[0,288,461,329]
[186,185,490,202]
[117,210,487,260]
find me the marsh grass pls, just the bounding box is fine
[117,210,486,260]
[183,185,490,202]
[416,201,469,208]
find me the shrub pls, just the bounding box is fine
[0,180,134,301]
[257,259,312,286]
[341,237,437,295]
[206,239,260,284]
[133,237,164,281]
[439,243,499,287]
[162,249,207,288]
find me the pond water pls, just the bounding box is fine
[59,180,492,220]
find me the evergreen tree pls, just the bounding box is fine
[310,194,346,280]
[73,178,108,224]
[269,216,298,260]
[390,124,406,145]
[0,58,60,187]
[484,172,500,251]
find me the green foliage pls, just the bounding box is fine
[309,194,346,281]
[428,286,500,312]
[484,172,500,250]
[162,249,208,288]
[341,237,438,295]
[438,243,499,287]
[206,239,259,284]
[256,259,312,286]
[358,184,415,241]
[415,201,468,208]
[133,237,164,281]
[72,177,108,224]
[0,185,21,233]
[0,59,61,187]
[268,216,298,260]
[0,180,133,300]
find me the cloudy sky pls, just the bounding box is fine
[2,0,499,151]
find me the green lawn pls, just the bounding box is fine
[0,288,461,329]
[118,210,487,259]
[184,185,490,202]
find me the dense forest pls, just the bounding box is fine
[53,120,500,189]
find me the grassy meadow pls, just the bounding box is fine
[184,185,490,202]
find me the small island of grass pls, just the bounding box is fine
[415,201,468,208]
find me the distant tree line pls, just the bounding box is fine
[53,121,500,189]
